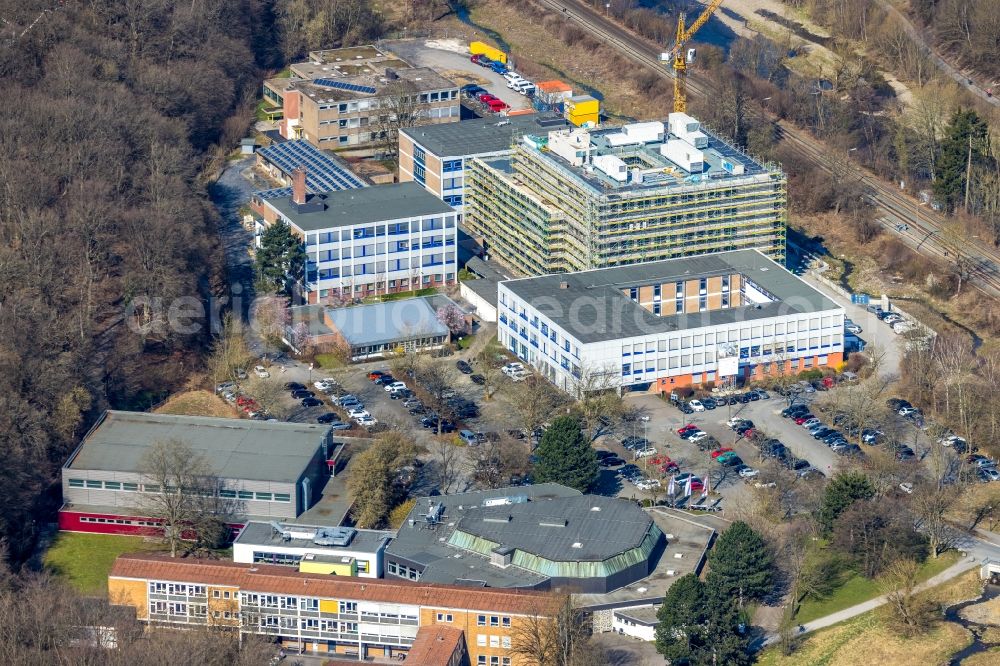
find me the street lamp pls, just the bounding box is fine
[606,3,611,16]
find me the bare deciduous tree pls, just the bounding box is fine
[137,440,239,557]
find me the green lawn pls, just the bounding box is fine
[794,551,960,624]
[314,353,347,369]
[44,532,166,596]
[456,334,476,350]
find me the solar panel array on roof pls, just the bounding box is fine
[257,140,367,194]
[313,78,378,95]
[256,187,293,200]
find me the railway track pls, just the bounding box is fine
[531,0,1000,298]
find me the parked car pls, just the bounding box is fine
[285,382,305,391]
[254,365,270,378]
[689,431,710,443]
[634,447,657,459]
[621,436,649,448]
[384,381,407,392]
[456,360,473,374]
[689,399,706,412]
[635,479,661,491]
[710,447,734,459]
[600,456,625,468]
[898,405,919,417]
[459,430,479,446]
[678,403,695,414]
[673,473,704,492]
[737,466,759,479]
[316,412,340,424]
[470,374,486,385]
[845,322,863,335]
[292,390,315,399]
[367,370,387,380]
[301,397,323,408]
[701,397,717,410]
[679,429,704,440]
[678,424,699,436]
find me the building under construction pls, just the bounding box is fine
[463,112,787,276]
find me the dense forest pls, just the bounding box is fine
[0,0,378,568]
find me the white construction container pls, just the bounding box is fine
[668,112,701,137]
[547,128,592,167]
[621,121,665,143]
[593,154,628,182]
[660,139,704,173]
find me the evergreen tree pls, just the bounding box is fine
[933,108,989,214]
[819,471,875,533]
[255,220,306,293]
[533,416,599,492]
[706,520,774,607]
[655,574,752,665]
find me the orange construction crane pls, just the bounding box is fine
[662,0,725,113]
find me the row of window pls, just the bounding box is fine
[150,601,207,617]
[305,219,454,245]
[315,91,458,114]
[313,263,455,282]
[79,516,159,527]
[314,274,455,298]
[620,347,840,376]
[443,194,463,207]
[150,582,206,596]
[386,561,420,581]
[476,634,512,649]
[67,478,291,503]
[442,159,463,173]
[477,657,511,666]
[315,237,452,260]
[477,615,512,628]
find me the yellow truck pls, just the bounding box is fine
[470,41,507,64]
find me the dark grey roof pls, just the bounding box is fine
[465,257,513,282]
[460,277,499,308]
[268,182,454,232]
[454,495,653,562]
[500,250,842,344]
[234,521,392,553]
[400,115,569,158]
[386,483,580,588]
[325,296,450,347]
[67,411,329,483]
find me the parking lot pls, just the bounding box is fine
[384,38,531,112]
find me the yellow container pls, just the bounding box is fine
[470,41,508,64]
[299,557,357,577]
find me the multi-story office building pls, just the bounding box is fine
[251,176,458,303]
[109,553,558,663]
[263,45,460,149]
[59,412,341,535]
[496,250,845,393]
[464,113,787,276]
[398,114,568,216]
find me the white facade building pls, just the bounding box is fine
[253,182,458,304]
[496,250,846,394]
[233,521,391,578]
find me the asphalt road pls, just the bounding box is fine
[531,0,1000,299]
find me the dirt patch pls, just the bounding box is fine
[438,68,489,87]
[960,595,1000,626]
[154,390,240,419]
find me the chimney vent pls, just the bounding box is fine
[292,166,307,205]
[559,281,569,290]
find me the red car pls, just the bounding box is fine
[477,92,497,102]
[710,447,734,459]
[794,415,814,425]
[677,424,698,436]
[659,459,680,473]
[470,54,482,64]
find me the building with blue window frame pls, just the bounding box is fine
[253,182,458,304]
[496,250,846,394]
[398,114,569,219]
